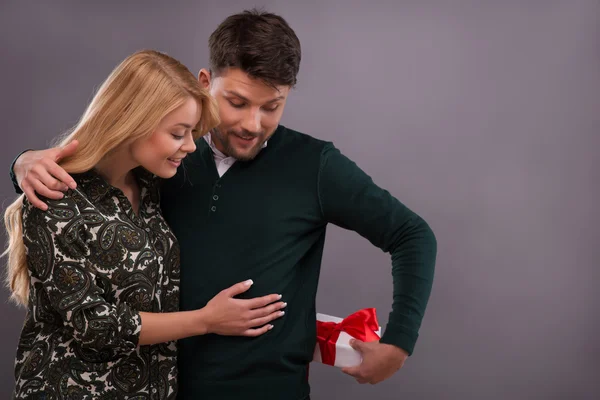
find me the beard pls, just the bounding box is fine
[212,127,267,161]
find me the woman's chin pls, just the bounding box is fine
[145,166,178,179]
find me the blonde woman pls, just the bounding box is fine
[3,50,286,399]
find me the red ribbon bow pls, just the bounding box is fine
[316,308,381,366]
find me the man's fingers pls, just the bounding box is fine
[21,182,48,211]
[342,365,371,384]
[222,279,254,297]
[242,324,274,337]
[38,169,70,192]
[46,162,76,189]
[349,339,366,353]
[55,140,79,162]
[341,366,358,375]
[341,366,364,380]
[32,179,64,201]
[370,376,384,385]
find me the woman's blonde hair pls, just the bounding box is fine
[3,49,220,306]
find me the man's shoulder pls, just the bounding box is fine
[275,125,333,153]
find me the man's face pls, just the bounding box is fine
[200,68,290,161]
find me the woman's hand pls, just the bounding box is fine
[199,279,287,337]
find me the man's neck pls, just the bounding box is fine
[206,131,229,157]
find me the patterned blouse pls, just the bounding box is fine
[13,168,180,400]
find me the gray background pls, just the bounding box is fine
[1,1,599,399]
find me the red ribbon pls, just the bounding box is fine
[316,308,381,366]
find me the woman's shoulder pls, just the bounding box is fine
[22,187,88,222]
[19,191,85,245]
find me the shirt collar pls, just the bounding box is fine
[73,167,158,202]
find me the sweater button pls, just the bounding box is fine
[211,206,216,212]
[213,195,219,200]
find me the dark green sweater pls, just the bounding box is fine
[159,125,437,400]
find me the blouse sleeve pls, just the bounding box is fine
[22,190,142,357]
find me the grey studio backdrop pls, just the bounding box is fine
[1,1,599,399]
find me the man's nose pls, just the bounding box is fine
[240,108,262,133]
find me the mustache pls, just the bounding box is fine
[228,129,264,138]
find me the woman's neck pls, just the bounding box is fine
[94,147,141,215]
[94,147,139,192]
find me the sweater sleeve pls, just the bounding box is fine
[317,143,437,355]
[9,149,31,195]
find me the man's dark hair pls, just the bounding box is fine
[208,9,301,87]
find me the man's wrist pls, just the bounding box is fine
[387,343,409,359]
[379,323,417,356]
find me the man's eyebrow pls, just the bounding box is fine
[225,90,285,103]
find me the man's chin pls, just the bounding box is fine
[232,150,260,161]
[228,144,263,161]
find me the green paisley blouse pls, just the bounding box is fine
[13,168,180,400]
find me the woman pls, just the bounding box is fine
[3,50,286,399]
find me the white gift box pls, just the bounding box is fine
[312,312,382,368]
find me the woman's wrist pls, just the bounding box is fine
[191,307,212,336]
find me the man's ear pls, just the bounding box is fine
[198,69,211,89]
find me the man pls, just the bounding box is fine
[9,9,437,400]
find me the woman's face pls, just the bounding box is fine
[131,97,200,178]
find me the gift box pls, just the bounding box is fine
[313,308,382,368]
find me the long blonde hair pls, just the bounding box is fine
[3,49,220,306]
